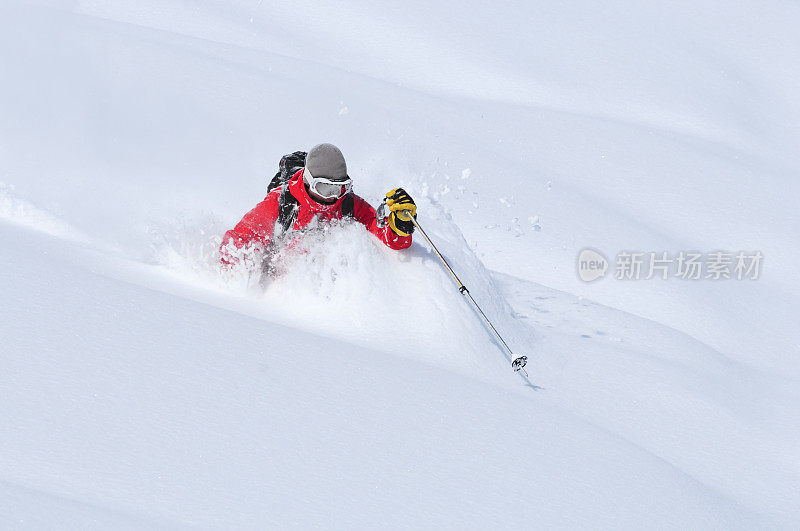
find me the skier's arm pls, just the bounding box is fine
[351,194,412,250]
[219,191,281,264]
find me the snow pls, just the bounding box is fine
[2,0,799,528]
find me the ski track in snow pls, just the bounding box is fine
[0,185,88,243]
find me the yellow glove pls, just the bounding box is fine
[385,187,417,236]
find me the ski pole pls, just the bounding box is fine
[401,208,528,377]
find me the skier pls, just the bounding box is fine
[219,143,417,268]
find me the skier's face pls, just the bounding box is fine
[303,167,352,203]
[306,183,338,205]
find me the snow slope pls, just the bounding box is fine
[2,0,799,528]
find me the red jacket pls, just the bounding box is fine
[220,170,412,263]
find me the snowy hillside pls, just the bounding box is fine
[2,0,799,528]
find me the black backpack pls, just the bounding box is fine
[269,150,353,233]
[268,150,307,195]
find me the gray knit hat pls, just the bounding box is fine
[304,143,348,181]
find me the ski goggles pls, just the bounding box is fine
[304,167,353,200]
